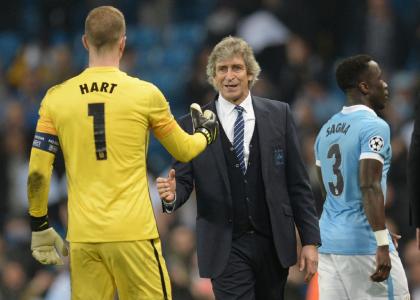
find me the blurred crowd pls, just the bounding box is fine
[0,0,419,299]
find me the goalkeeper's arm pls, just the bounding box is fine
[158,103,218,162]
[28,132,68,265]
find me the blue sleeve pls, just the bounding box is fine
[359,119,391,162]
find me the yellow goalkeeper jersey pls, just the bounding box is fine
[30,66,206,242]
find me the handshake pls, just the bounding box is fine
[190,103,219,145]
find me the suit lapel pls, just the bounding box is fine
[252,97,271,185]
[205,101,232,200]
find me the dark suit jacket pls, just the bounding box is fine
[408,96,420,228]
[168,96,321,278]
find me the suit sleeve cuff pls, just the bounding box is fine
[302,240,322,248]
[162,195,177,214]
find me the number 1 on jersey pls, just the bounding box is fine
[88,103,107,160]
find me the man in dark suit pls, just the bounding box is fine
[157,36,320,300]
[408,92,420,250]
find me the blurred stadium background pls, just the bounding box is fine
[0,0,419,299]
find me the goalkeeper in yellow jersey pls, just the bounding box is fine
[27,6,217,300]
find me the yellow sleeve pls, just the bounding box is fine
[148,86,207,162]
[159,122,207,162]
[36,100,58,135]
[28,148,55,217]
[28,100,57,217]
[148,86,177,139]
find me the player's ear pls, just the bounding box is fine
[119,36,126,57]
[358,81,369,95]
[82,35,89,51]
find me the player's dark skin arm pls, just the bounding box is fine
[359,158,391,282]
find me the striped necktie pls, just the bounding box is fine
[233,106,246,174]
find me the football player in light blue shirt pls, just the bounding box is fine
[314,55,409,299]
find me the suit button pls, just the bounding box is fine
[244,179,247,184]
[228,219,232,223]
[230,147,234,151]
[246,197,250,202]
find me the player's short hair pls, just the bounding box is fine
[206,36,261,90]
[85,6,126,52]
[335,54,373,92]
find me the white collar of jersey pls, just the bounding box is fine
[217,91,253,116]
[341,105,377,117]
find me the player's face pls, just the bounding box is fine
[366,61,389,111]
[213,55,253,104]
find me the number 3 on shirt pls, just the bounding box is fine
[88,103,107,160]
[327,143,343,196]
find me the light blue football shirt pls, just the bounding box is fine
[314,105,395,254]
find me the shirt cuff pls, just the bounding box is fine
[162,195,177,214]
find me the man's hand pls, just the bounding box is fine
[156,169,176,203]
[299,245,318,282]
[389,231,401,249]
[416,228,420,250]
[371,245,391,282]
[31,227,68,265]
[190,103,218,144]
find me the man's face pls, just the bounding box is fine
[213,55,253,104]
[365,61,389,111]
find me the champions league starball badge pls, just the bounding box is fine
[368,136,384,152]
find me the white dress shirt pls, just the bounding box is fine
[216,92,255,169]
[164,93,255,212]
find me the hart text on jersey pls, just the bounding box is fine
[79,82,118,94]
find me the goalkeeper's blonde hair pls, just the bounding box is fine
[85,6,126,52]
[206,36,261,90]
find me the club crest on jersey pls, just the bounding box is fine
[368,136,384,152]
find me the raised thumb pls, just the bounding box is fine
[168,169,176,180]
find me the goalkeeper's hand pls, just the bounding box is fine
[30,216,68,265]
[190,103,218,145]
